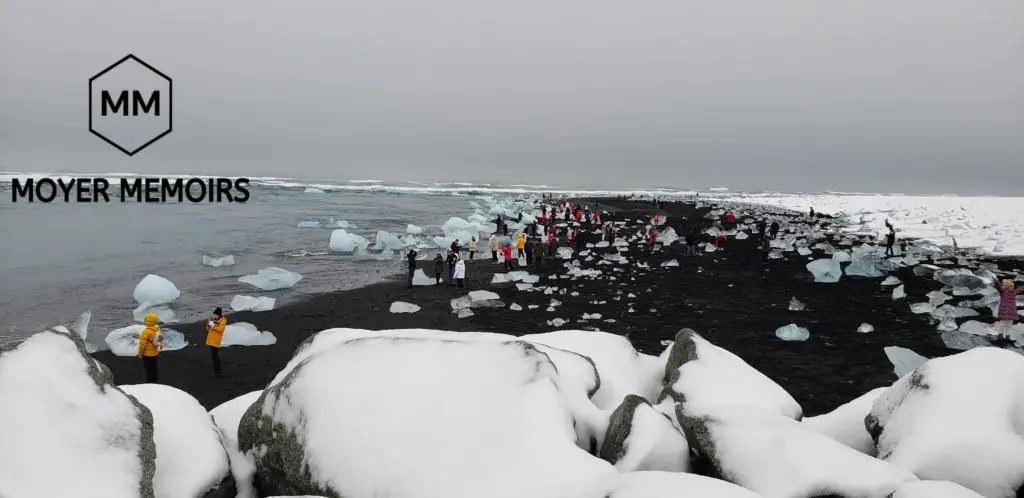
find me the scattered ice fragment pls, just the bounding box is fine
[958,320,996,336]
[845,253,886,278]
[892,285,906,300]
[329,229,369,254]
[469,290,500,302]
[940,330,991,350]
[660,259,679,268]
[527,305,539,310]
[797,247,812,256]
[516,283,533,291]
[926,290,951,306]
[509,303,522,311]
[456,309,474,319]
[806,259,842,283]
[450,296,472,311]
[548,318,567,327]
[831,251,851,263]
[406,224,424,234]
[238,267,302,291]
[296,221,321,228]
[201,255,235,267]
[857,323,874,333]
[883,346,928,378]
[881,276,901,286]
[910,302,934,314]
[230,295,276,312]
[412,269,437,286]
[788,298,806,311]
[389,302,420,314]
[132,274,181,313]
[775,324,810,341]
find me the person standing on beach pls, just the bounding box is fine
[137,312,163,384]
[433,253,445,284]
[769,221,780,240]
[406,248,418,288]
[446,250,457,283]
[885,226,896,256]
[525,237,535,264]
[684,231,697,256]
[468,237,477,261]
[489,233,499,262]
[205,308,227,377]
[453,255,466,292]
[760,236,772,263]
[809,207,815,218]
[516,233,527,258]
[450,238,461,257]
[757,220,767,240]
[996,280,1024,338]
[502,243,515,271]
[534,238,546,267]
[726,211,736,226]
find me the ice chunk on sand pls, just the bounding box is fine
[104,324,188,356]
[797,246,813,256]
[202,254,236,267]
[0,329,156,498]
[858,323,875,333]
[221,322,277,347]
[210,391,262,498]
[119,384,232,498]
[884,346,929,378]
[910,302,934,314]
[132,274,180,312]
[656,227,679,245]
[296,221,321,228]
[882,276,902,286]
[329,229,369,253]
[457,308,474,319]
[958,320,997,336]
[845,253,886,277]
[230,295,276,312]
[868,348,1024,497]
[807,259,842,283]
[389,302,420,313]
[469,290,500,301]
[788,297,806,311]
[803,387,887,456]
[832,251,852,263]
[659,259,679,267]
[776,324,810,341]
[238,267,302,291]
[892,284,906,300]
[451,296,472,311]
[373,230,409,251]
[940,330,991,350]
[510,303,523,311]
[412,268,436,286]
[406,224,424,234]
[132,305,177,323]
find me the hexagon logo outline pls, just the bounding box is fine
[88,54,173,156]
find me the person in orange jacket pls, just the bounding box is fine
[205,307,228,376]
[137,312,164,383]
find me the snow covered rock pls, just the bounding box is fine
[120,384,234,498]
[105,324,188,356]
[659,329,802,420]
[0,328,157,498]
[802,388,886,455]
[202,254,236,267]
[238,267,302,291]
[211,391,263,498]
[679,407,917,498]
[220,323,277,347]
[806,259,842,283]
[230,295,276,312]
[389,301,420,313]
[597,471,763,497]
[866,348,1024,498]
[520,330,666,410]
[133,274,181,314]
[599,395,689,473]
[238,332,616,497]
[888,481,988,498]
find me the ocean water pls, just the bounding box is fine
[0,183,498,346]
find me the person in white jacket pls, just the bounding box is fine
[452,254,466,291]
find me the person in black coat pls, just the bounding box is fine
[406,249,417,288]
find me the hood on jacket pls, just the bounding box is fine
[144,312,159,326]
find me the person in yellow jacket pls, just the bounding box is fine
[516,233,526,258]
[137,312,163,383]
[205,307,228,377]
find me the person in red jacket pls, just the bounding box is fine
[501,243,515,271]
[727,211,736,225]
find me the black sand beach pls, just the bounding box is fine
[96,199,1010,415]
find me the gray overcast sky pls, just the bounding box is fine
[1,0,1022,194]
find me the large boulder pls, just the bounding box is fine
[679,407,918,498]
[210,391,264,498]
[0,327,156,497]
[120,384,234,498]
[520,330,666,409]
[599,394,689,472]
[802,387,886,455]
[659,329,802,421]
[867,347,1024,498]
[238,331,616,497]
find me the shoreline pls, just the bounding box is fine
[93,198,1021,415]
